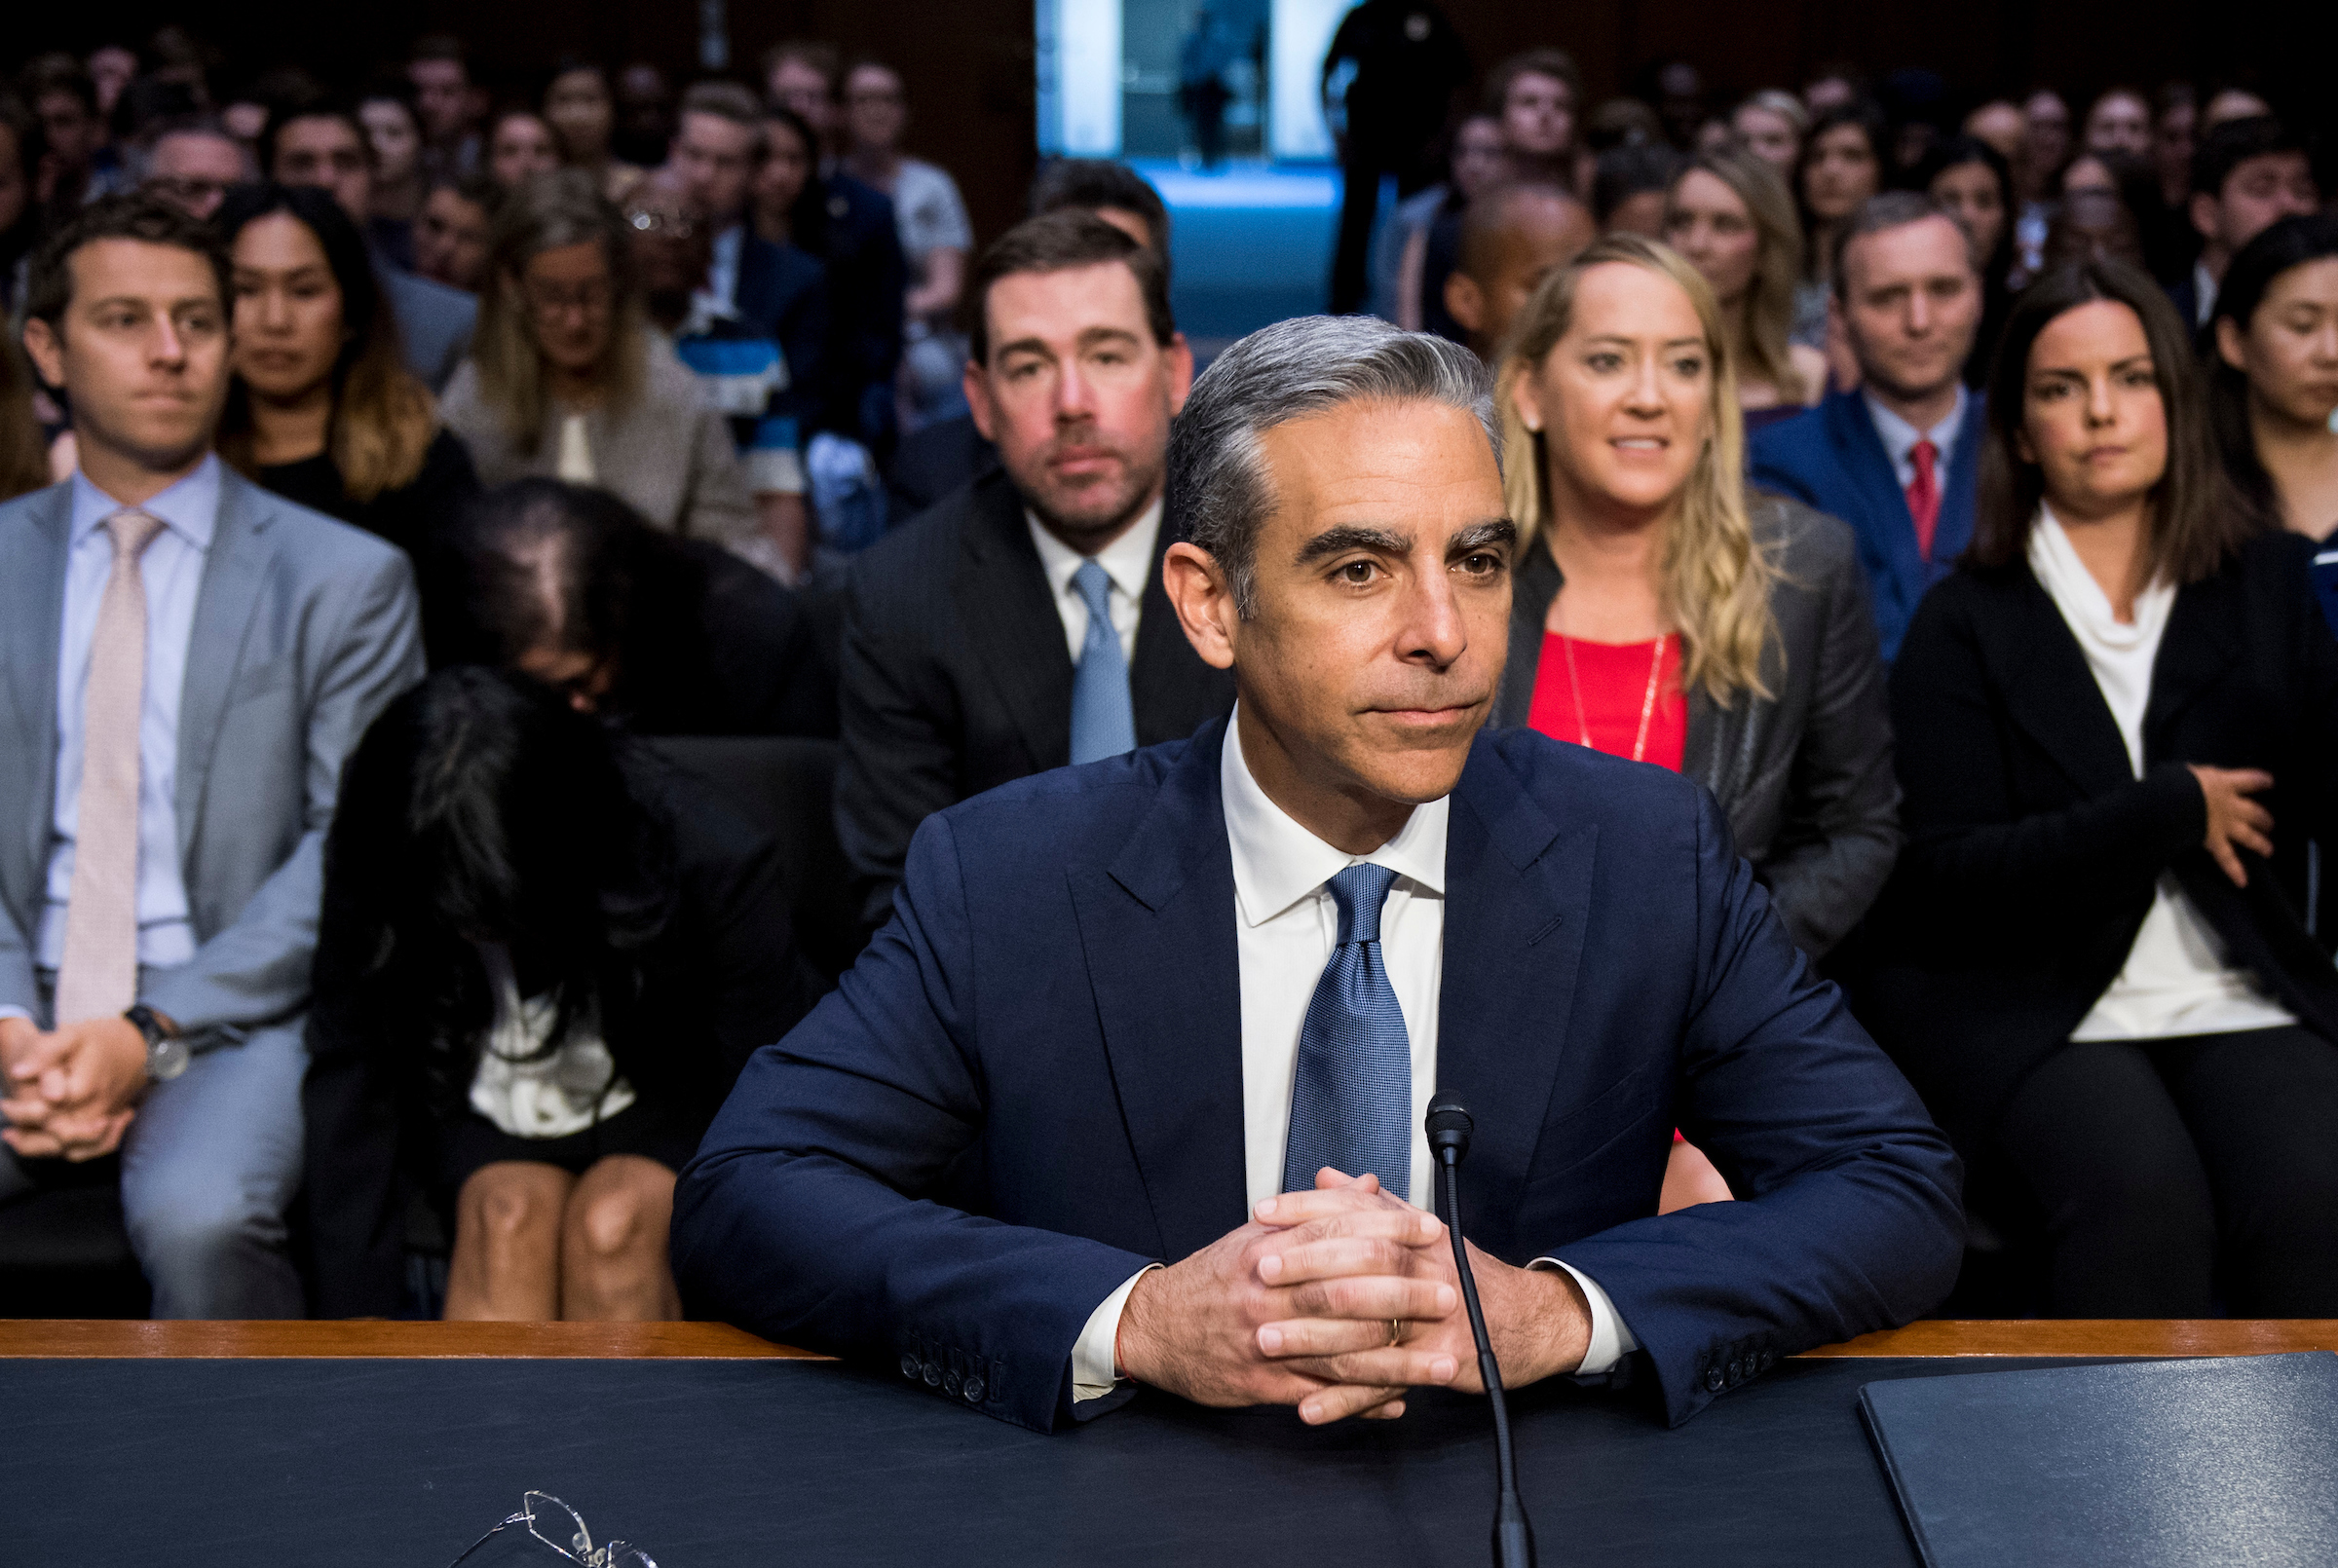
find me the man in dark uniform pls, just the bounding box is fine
[1322,0,1470,315]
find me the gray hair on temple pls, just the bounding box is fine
[1165,315,1501,617]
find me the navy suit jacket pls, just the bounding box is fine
[674,719,1963,1435]
[1750,390,1983,661]
[734,235,830,434]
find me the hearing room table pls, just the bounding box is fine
[2,1320,2331,1565]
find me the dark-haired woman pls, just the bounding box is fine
[304,667,808,1320]
[1867,259,2338,1317]
[440,477,838,737]
[216,183,477,559]
[2209,215,2338,554]
[1915,135,2017,387]
[1790,102,1886,352]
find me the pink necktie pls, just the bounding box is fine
[54,509,167,1027]
[1906,439,1942,563]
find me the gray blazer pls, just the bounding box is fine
[0,472,425,1041]
[439,339,758,550]
[1495,494,1901,957]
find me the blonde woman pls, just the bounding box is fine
[1663,148,1828,430]
[1493,235,1901,1209]
[439,168,756,551]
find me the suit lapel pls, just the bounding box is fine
[1833,395,1925,595]
[1985,567,2136,797]
[3,487,72,885]
[2145,570,2242,749]
[956,476,1075,773]
[174,475,274,862]
[1436,735,1592,1259]
[1069,719,1247,1259]
[1933,394,1985,562]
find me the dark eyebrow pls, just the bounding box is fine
[1296,524,1412,566]
[1448,519,1518,556]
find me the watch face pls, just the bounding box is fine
[149,1036,192,1082]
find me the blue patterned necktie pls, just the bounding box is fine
[1282,863,1411,1198]
[1068,557,1136,764]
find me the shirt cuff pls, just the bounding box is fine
[1072,1263,1162,1404]
[1529,1258,1639,1377]
[0,1005,30,1024]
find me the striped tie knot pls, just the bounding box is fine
[1326,862,1398,946]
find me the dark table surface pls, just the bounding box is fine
[1,1351,2140,1566]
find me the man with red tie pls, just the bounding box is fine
[1751,193,1983,660]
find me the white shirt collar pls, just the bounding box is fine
[2026,503,2174,650]
[1025,496,1162,605]
[1864,384,1968,471]
[70,451,220,550]
[1221,704,1449,928]
[2192,260,2219,327]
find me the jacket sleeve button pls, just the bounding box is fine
[962,1376,985,1403]
[924,1362,942,1387]
[900,1355,921,1380]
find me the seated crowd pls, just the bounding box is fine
[1,30,2335,1434]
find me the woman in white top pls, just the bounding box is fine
[1868,258,2338,1317]
[840,57,972,424]
[303,668,807,1321]
[438,169,757,551]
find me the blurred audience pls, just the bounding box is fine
[1592,141,1683,241]
[304,666,807,1321]
[1441,180,1597,360]
[406,35,482,183]
[1319,0,1473,316]
[414,173,498,293]
[840,57,970,430]
[2174,117,2320,329]
[1663,148,1826,426]
[1916,135,2017,386]
[611,61,674,168]
[1754,194,1984,659]
[213,183,478,557]
[485,107,562,193]
[2207,216,2338,546]
[357,85,425,268]
[143,118,245,223]
[1487,49,1581,188]
[1730,90,1806,177]
[1390,114,1504,330]
[1792,102,1887,350]
[438,168,757,552]
[544,59,644,203]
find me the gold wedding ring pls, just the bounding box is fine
[1387,1318,1403,1347]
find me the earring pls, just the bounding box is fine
[1524,419,1542,433]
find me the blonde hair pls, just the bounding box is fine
[1672,147,1810,404]
[1496,234,1777,705]
[473,168,645,448]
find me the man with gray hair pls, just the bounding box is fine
[677,315,1962,1435]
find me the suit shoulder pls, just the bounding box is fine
[1752,491,1857,569]
[1485,725,1708,822]
[935,737,1190,841]
[234,477,410,583]
[848,477,1000,601]
[0,480,69,533]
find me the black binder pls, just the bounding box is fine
[1860,1351,2338,1567]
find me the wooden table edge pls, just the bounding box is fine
[0,1319,2331,1360]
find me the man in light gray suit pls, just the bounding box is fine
[0,194,424,1316]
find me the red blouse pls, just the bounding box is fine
[1526,632,1687,773]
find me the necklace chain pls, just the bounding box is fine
[1558,629,1669,765]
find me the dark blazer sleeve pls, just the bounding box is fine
[834,551,964,931]
[1890,583,2205,894]
[1758,519,1902,955]
[672,808,1155,1435]
[1550,788,1964,1426]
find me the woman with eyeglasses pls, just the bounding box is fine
[214,183,477,561]
[438,168,757,551]
[304,665,809,1320]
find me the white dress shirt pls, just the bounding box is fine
[1865,385,1968,492]
[2027,508,2296,1040]
[1025,499,1160,666]
[1070,713,1637,1401]
[698,222,745,321]
[2191,261,2218,328]
[36,458,217,978]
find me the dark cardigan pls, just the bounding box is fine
[1495,494,1902,957]
[1855,529,2338,1159]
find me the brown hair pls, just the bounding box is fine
[24,190,231,327]
[0,312,50,501]
[678,80,765,133]
[212,183,437,504]
[1670,148,1808,402]
[1969,258,2256,582]
[1496,235,1777,703]
[964,211,1175,365]
[1483,49,1582,119]
[472,168,646,448]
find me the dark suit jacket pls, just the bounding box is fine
[304,754,808,1317]
[1494,496,1902,957]
[675,719,1962,1435]
[833,467,1237,928]
[1750,390,1983,662]
[884,414,999,524]
[733,235,830,436]
[795,173,907,449]
[1859,533,2338,1160]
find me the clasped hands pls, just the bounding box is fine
[1114,1167,1592,1426]
[0,1014,152,1162]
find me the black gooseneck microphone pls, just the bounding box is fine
[1426,1094,1535,1568]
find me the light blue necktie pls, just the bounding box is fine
[1281,863,1411,1198]
[1069,558,1136,765]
